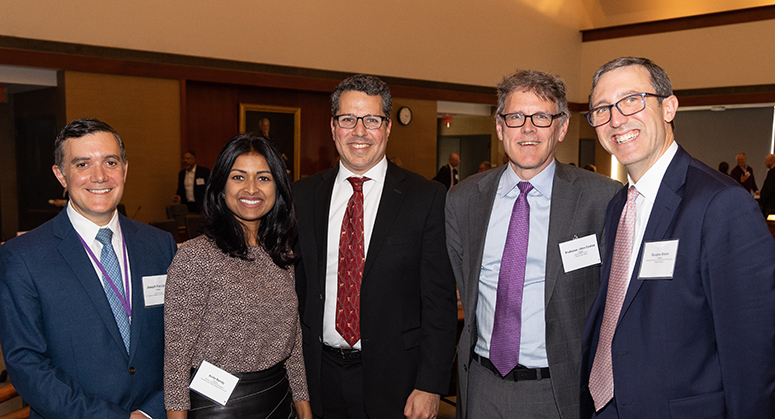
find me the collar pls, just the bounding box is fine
[67,203,122,243]
[336,156,388,184]
[186,164,197,173]
[500,159,556,199]
[629,140,678,205]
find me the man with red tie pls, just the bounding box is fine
[292,74,457,419]
[580,57,775,418]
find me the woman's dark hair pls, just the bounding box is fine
[202,134,297,267]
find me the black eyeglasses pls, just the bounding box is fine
[498,112,564,128]
[585,92,668,127]
[334,114,388,130]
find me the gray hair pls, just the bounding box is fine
[496,69,569,119]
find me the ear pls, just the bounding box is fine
[52,165,67,189]
[384,118,392,139]
[662,95,679,124]
[330,118,336,140]
[496,118,505,142]
[556,116,570,143]
[123,160,129,183]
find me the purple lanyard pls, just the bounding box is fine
[77,229,131,319]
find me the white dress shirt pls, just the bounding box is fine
[323,157,388,350]
[67,204,133,315]
[624,141,678,288]
[475,160,555,368]
[184,165,196,202]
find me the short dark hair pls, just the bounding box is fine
[331,74,392,117]
[496,69,569,119]
[590,57,674,130]
[54,118,125,171]
[184,150,196,157]
[202,134,297,266]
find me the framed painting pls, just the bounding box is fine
[239,104,301,180]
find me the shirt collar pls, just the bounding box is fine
[629,140,678,205]
[67,203,122,243]
[500,159,556,199]
[336,156,388,185]
[187,164,197,173]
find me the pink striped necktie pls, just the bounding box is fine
[589,185,638,410]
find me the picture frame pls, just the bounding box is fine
[239,103,301,181]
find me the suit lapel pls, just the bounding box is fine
[545,163,579,305]
[53,211,129,359]
[121,216,145,362]
[618,146,688,322]
[363,163,406,279]
[313,169,337,291]
[467,168,502,302]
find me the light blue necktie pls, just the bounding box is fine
[96,228,130,353]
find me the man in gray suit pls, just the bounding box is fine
[446,70,621,418]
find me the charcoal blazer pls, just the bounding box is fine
[446,162,621,419]
[580,146,775,418]
[0,209,177,419]
[293,161,458,418]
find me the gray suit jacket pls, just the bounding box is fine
[446,162,621,418]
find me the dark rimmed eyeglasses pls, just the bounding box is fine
[585,92,668,127]
[498,112,564,128]
[334,114,388,130]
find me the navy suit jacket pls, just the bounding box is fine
[0,209,177,419]
[581,146,775,418]
[293,162,458,418]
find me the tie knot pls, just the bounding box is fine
[96,228,113,245]
[627,185,638,202]
[347,176,370,192]
[517,181,533,195]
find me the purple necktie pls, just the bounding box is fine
[490,181,533,376]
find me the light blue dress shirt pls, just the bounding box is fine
[475,160,555,368]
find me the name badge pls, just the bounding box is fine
[196,177,206,186]
[638,239,679,279]
[189,360,239,406]
[559,234,601,273]
[142,275,166,307]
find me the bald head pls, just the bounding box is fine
[766,154,775,169]
[449,153,460,168]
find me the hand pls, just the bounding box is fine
[172,195,181,204]
[165,410,187,419]
[294,401,312,419]
[130,411,150,419]
[403,389,440,419]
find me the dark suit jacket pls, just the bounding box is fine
[176,166,210,212]
[433,164,458,190]
[0,210,177,419]
[760,167,775,216]
[292,162,458,418]
[446,162,621,419]
[580,146,775,418]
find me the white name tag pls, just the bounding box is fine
[142,275,166,307]
[196,177,206,185]
[638,239,679,279]
[189,360,239,406]
[559,234,601,273]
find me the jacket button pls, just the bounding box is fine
[318,336,322,343]
[128,367,136,375]
[319,294,323,300]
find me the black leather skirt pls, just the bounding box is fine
[189,362,295,419]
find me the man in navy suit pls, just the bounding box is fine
[0,118,177,418]
[580,57,775,418]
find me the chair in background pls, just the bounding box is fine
[166,204,190,240]
[185,214,205,239]
[149,220,182,243]
[0,383,29,419]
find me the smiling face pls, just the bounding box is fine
[52,132,128,226]
[496,90,568,180]
[223,152,276,236]
[182,152,196,171]
[591,65,678,182]
[331,90,391,175]
[737,153,747,168]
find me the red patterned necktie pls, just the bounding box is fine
[589,185,638,411]
[336,176,370,347]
